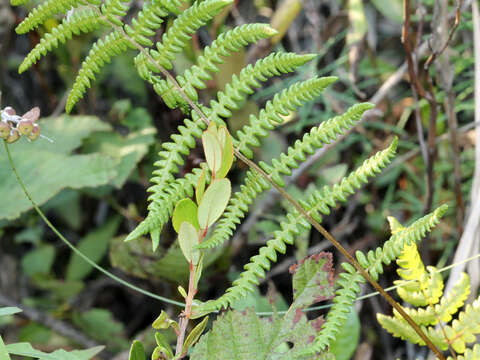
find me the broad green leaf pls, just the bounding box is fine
[215,127,233,179]
[329,306,360,360]
[6,342,103,360]
[155,332,174,358]
[197,179,231,230]
[21,245,55,277]
[191,253,336,359]
[0,115,117,220]
[202,131,222,176]
[72,309,126,348]
[172,198,199,233]
[178,221,200,264]
[183,316,209,352]
[83,125,156,188]
[195,164,207,205]
[109,236,223,283]
[128,340,146,360]
[0,307,22,317]
[66,217,121,281]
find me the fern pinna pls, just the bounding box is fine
[15,0,455,357]
[377,233,480,358]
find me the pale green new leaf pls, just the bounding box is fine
[0,307,22,317]
[197,179,231,229]
[172,198,199,232]
[179,221,200,264]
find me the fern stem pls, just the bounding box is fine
[2,141,186,308]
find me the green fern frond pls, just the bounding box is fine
[453,344,480,360]
[444,298,480,353]
[19,9,102,73]
[207,52,316,125]
[125,167,208,243]
[393,272,470,326]
[150,0,233,70]
[66,30,132,112]
[355,204,448,281]
[194,139,397,313]
[133,53,316,241]
[124,0,181,47]
[302,263,365,354]
[199,103,375,250]
[101,0,129,26]
[151,23,277,108]
[16,0,99,34]
[235,76,338,159]
[377,313,449,351]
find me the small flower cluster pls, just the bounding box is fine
[0,106,41,143]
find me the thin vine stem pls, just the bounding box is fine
[3,141,186,308]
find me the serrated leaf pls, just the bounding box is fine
[291,253,335,309]
[172,198,199,232]
[0,115,117,220]
[66,217,121,281]
[202,131,222,176]
[197,179,231,230]
[6,342,104,360]
[128,341,146,360]
[178,221,200,264]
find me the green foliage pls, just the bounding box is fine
[377,236,480,356]
[190,253,335,359]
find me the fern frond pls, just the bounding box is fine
[19,9,102,73]
[124,167,208,243]
[453,344,480,360]
[195,139,397,313]
[66,30,132,112]
[355,204,448,281]
[235,76,338,159]
[16,0,99,34]
[150,0,233,70]
[393,272,470,326]
[207,52,316,124]
[101,0,129,26]
[302,263,365,354]
[377,313,449,351]
[199,103,375,250]
[151,23,277,108]
[124,0,181,47]
[444,298,480,353]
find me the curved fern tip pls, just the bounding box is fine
[263,25,279,36]
[435,203,449,217]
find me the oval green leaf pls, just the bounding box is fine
[216,127,234,179]
[178,221,200,264]
[128,340,146,360]
[172,198,199,232]
[202,131,222,176]
[197,179,231,230]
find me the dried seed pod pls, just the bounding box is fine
[22,107,40,122]
[0,122,11,139]
[5,129,20,143]
[27,124,40,141]
[3,107,16,116]
[18,120,34,135]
